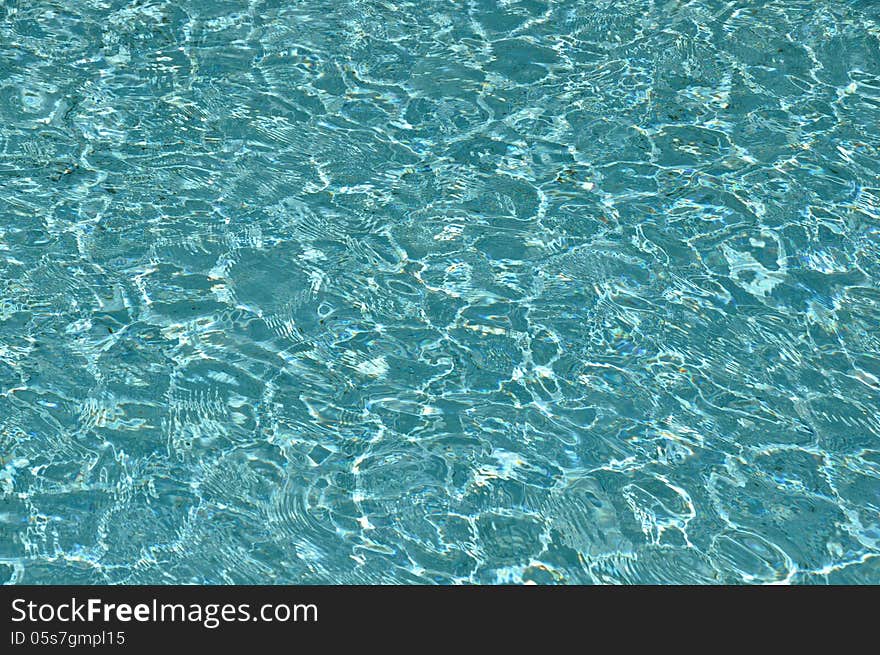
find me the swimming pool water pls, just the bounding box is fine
[1,0,879,584]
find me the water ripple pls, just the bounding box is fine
[2,0,879,584]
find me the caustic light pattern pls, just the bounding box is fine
[1,1,879,584]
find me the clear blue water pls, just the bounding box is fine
[1,0,879,585]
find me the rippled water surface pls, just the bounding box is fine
[2,1,880,584]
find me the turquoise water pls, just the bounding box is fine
[1,0,879,585]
